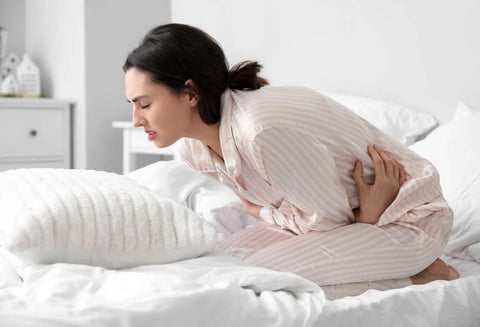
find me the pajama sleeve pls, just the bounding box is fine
[252,127,355,234]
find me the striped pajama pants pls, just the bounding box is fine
[215,204,453,299]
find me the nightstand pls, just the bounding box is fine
[0,98,73,173]
[112,121,180,174]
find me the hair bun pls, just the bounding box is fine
[226,61,269,90]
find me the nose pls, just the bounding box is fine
[132,107,146,128]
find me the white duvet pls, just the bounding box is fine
[0,249,479,327]
[0,250,325,327]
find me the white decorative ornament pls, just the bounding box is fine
[0,52,20,81]
[16,54,41,98]
[0,74,19,96]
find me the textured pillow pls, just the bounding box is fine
[320,90,439,146]
[0,168,224,269]
[409,102,480,262]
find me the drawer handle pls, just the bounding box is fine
[29,129,38,137]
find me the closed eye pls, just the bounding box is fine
[140,104,150,109]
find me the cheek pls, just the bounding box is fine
[149,106,178,131]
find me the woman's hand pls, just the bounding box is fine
[351,145,407,225]
[240,198,263,219]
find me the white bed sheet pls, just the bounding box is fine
[318,255,480,326]
[0,249,325,327]
[0,248,478,327]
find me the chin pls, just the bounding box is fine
[154,138,176,148]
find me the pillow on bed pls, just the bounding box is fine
[409,102,480,263]
[126,160,257,235]
[0,168,224,269]
[320,90,439,146]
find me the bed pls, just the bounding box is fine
[0,93,479,326]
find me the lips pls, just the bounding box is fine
[145,130,157,141]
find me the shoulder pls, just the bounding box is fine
[230,86,327,141]
[231,86,322,114]
[230,86,323,138]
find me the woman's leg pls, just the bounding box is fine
[215,207,454,298]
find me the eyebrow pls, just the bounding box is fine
[126,95,149,103]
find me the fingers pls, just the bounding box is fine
[368,145,386,179]
[393,163,400,181]
[371,145,407,186]
[373,145,394,177]
[351,160,367,191]
[399,164,406,185]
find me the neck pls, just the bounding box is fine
[184,114,223,160]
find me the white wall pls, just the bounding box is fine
[24,0,170,173]
[172,0,480,123]
[0,0,25,58]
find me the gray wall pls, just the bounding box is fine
[23,0,170,173]
[0,0,25,57]
[172,0,480,123]
[84,0,170,172]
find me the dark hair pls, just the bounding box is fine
[123,23,269,124]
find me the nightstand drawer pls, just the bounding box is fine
[0,108,65,159]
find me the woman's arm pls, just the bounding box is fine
[249,127,355,234]
[242,144,406,225]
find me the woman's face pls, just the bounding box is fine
[125,67,196,148]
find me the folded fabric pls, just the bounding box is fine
[409,102,480,262]
[0,168,224,269]
[0,254,326,326]
[320,90,439,146]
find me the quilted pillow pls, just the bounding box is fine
[320,90,439,146]
[0,168,224,269]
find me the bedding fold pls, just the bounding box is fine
[0,252,326,327]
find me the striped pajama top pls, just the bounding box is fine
[178,86,451,235]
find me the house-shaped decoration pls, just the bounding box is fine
[0,52,20,81]
[16,54,41,97]
[0,74,19,96]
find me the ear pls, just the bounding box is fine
[184,79,199,107]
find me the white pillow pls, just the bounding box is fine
[126,161,257,235]
[320,90,439,146]
[0,168,224,269]
[409,102,480,262]
[125,160,209,206]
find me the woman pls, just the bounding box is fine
[123,23,458,299]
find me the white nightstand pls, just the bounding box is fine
[0,98,73,173]
[112,121,180,174]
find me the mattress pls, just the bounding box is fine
[0,248,478,327]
